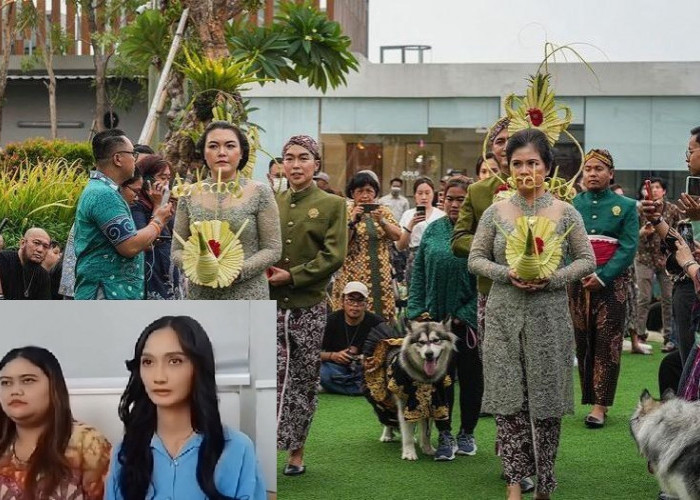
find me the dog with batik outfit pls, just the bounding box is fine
[630,389,700,500]
[363,320,457,460]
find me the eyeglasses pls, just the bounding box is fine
[686,149,698,161]
[114,150,139,161]
[122,185,139,195]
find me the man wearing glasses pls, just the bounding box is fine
[319,281,385,395]
[0,227,52,299]
[73,129,173,299]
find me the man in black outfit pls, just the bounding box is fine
[0,227,52,300]
[320,281,385,395]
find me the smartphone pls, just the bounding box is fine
[160,186,171,207]
[685,176,700,197]
[362,203,380,213]
[416,205,426,216]
[645,179,652,201]
[678,221,695,250]
[0,218,7,233]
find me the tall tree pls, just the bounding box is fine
[184,0,261,59]
[70,0,141,135]
[21,2,70,138]
[116,0,358,169]
[0,0,20,144]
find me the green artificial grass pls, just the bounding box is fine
[278,344,666,499]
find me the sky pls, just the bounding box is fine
[368,0,696,64]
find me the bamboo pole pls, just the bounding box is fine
[138,7,189,146]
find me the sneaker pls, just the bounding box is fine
[456,431,477,455]
[434,430,457,461]
[661,341,677,353]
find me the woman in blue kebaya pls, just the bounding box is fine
[105,315,266,500]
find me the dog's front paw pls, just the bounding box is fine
[379,427,395,442]
[401,448,418,460]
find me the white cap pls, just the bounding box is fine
[314,172,330,182]
[342,281,369,298]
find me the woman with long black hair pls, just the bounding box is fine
[105,315,266,500]
[0,346,111,499]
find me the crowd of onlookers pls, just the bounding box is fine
[2,121,700,499]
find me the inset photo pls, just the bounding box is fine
[0,300,276,499]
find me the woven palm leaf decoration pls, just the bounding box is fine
[498,216,574,280]
[504,72,572,147]
[174,219,248,288]
[482,43,591,203]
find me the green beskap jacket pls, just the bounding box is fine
[271,183,347,309]
[451,174,505,295]
[572,188,639,286]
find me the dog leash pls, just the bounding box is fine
[466,325,479,350]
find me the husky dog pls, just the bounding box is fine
[369,320,457,460]
[630,389,700,500]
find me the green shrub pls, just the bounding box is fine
[1,138,94,171]
[0,158,88,248]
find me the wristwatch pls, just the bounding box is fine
[650,216,664,226]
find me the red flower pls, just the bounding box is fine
[535,237,545,254]
[495,184,509,194]
[527,108,544,127]
[208,239,221,257]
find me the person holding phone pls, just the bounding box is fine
[331,171,401,321]
[74,129,173,300]
[635,177,680,353]
[396,177,446,285]
[131,154,181,300]
[641,125,700,367]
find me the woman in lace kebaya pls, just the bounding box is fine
[171,121,282,299]
[468,129,595,500]
[105,315,266,500]
[0,346,112,499]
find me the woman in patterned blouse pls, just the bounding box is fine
[0,346,111,499]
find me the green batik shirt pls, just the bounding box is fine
[74,170,144,299]
[572,188,639,286]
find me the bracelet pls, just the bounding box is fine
[682,260,697,274]
[650,216,664,226]
[148,220,163,234]
[150,217,164,228]
[403,226,412,233]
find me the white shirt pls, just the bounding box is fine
[399,207,446,249]
[379,193,410,222]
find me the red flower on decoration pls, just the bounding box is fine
[535,237,545,254]
[208,239,221,257]
[495,184,509,194]
[527,108,544,127]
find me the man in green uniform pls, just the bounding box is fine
[269,135,347,476]
[569,149,639,428]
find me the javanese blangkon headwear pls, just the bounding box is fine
[584,148,614,169]
[488,117,511,147]
[282,135,320,160]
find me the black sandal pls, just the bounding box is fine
[584,413,605,428]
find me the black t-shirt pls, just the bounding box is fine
[0,250,51,300]
[322,310,385,353]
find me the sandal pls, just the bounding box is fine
[584,413,605,428]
